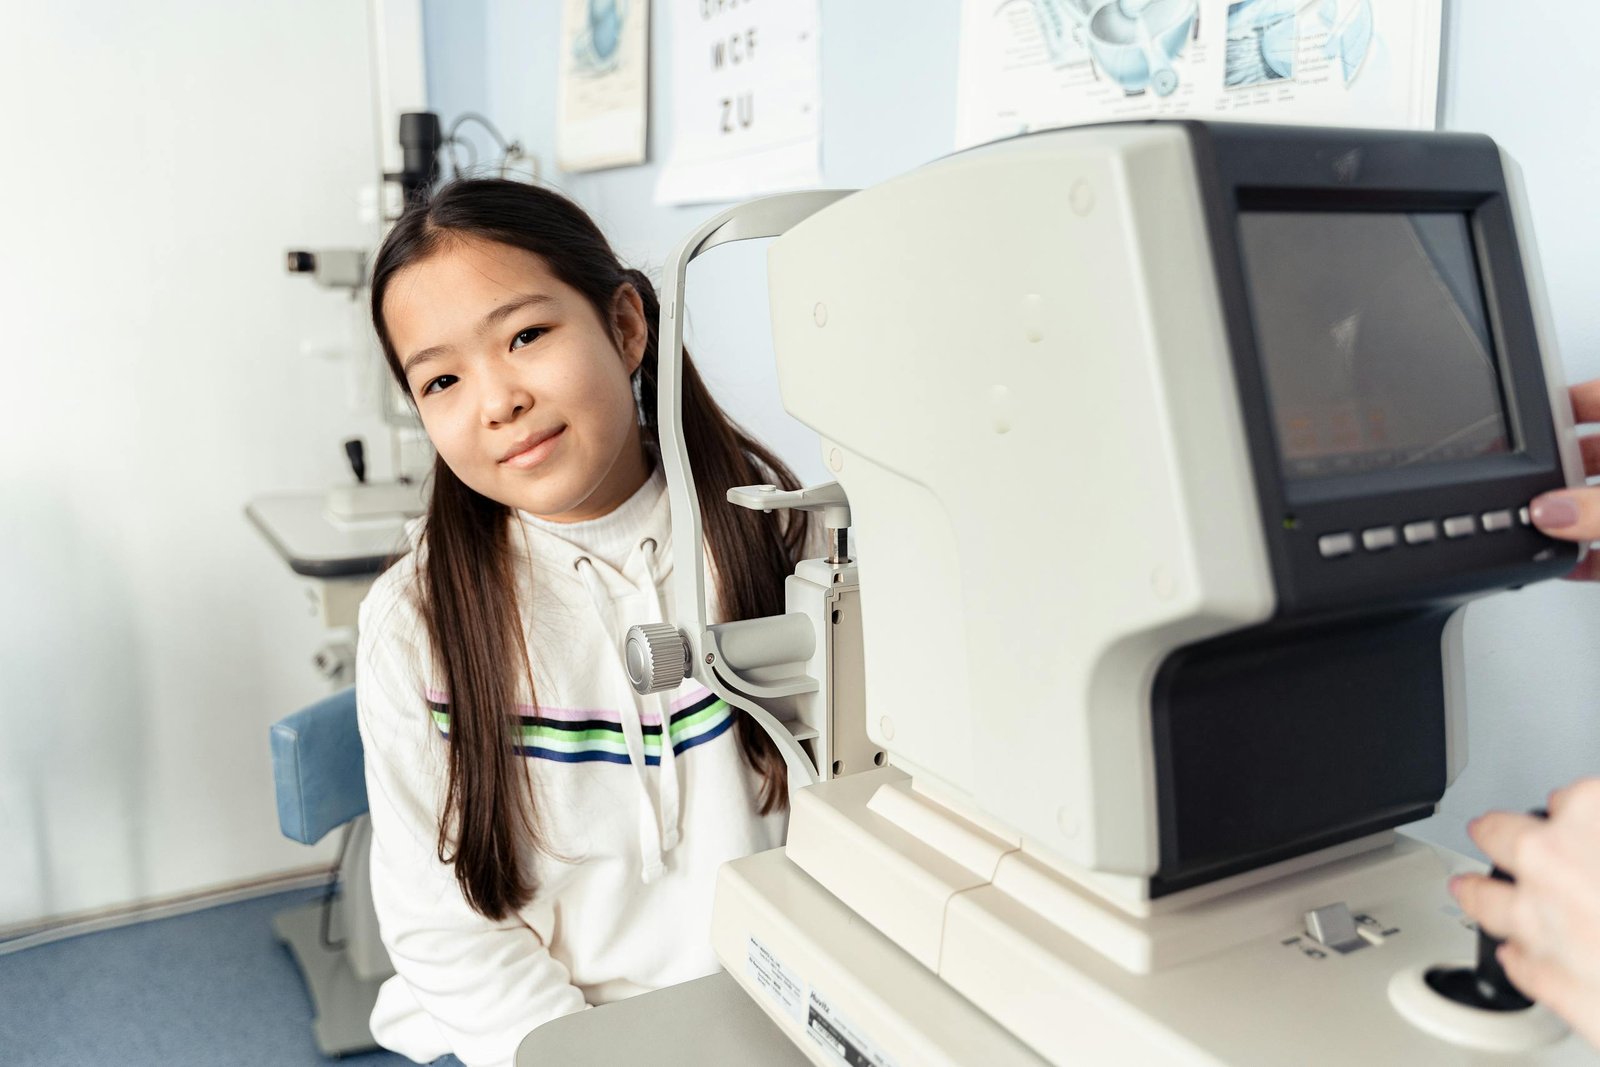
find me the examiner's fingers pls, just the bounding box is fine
[1570,379,1600,426]
[1468,811,1547,875]
[1529,486,1600,543]
[1580,433,1600,478]
[1497,943,1547,1001]
[1563,550,1600,582]
[1450,873,1517,938]
[1546,776,1600,820]
[1548,782,1576,819]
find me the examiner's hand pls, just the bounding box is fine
[1531,380,1600,579]
[1450,778,1600,1048]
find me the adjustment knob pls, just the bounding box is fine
[625,623,689,695]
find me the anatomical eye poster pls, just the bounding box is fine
[654,0,821,205]
[558,0,651,172]
[954,0,1443,149]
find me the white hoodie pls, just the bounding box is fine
[355,467,787,1066]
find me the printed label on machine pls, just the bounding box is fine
[746,935,806,1024]
[746,935,899,1066]
[805,989,899,1067]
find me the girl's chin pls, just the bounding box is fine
[507,482,593,523]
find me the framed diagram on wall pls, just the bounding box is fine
[956,0,1443,149]
[557,0,651,172]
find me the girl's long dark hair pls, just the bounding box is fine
[369,179,807,920]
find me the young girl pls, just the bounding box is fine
[355,178,811,1066]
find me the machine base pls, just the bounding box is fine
[713,771,1587,1065]
[713,849,1044,1067]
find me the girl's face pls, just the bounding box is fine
[384,235,652,522]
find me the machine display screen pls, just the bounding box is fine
[1237,210,1511,481]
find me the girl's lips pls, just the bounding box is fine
[501,427,565,470]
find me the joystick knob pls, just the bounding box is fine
[1472,808,1547,1010]
[1472,863,1534,1010]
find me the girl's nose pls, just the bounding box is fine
[479,371,534,427]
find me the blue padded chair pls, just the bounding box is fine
[271,687,369,846]
[270,687,394,1056]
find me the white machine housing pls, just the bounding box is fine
[765,121,1583,890]
[644,120,1596,1064]
[771,123,1276,877]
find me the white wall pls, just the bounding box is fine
[0,2,399,927]
[422,0,1600,862]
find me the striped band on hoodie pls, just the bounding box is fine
[425,684,734,765]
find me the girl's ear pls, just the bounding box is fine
[611,283,648,374]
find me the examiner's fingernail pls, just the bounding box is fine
[1531,494,1581,530]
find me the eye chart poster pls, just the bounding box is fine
[955,0,1443,149]
[655,0,821,205]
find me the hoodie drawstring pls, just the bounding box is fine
[573,541,680,884]
[637,540,681,854]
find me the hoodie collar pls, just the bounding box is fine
[515,467,673,594]
[516,465,667,572]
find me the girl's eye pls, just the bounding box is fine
[421,374,457,396]
[511,326,546,351]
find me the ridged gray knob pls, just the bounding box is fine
[625,623,689,694]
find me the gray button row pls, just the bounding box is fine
[1318,508,1528,559]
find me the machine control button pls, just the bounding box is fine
[1362,526,1397,551]
[1318,533,1355,558]
[1443,515,1476,539]
[1403,520,1438,545]
[1520,506,1532,526]
[1482,510,1513,532]
[1305,902,1365,954]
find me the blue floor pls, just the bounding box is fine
[0,888,429,1067]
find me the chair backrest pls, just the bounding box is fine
[270,687,368,845]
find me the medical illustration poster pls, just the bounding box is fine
[955,0,1442,149]
[557,0,650,172]
[655,0,821,205]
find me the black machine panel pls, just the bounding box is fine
[1188,121,1577,618]
[1151,610,1449,895]
[1145,122,1579,894]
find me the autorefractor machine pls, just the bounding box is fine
[621,120,1594,1062]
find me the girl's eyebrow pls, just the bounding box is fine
[479,292,558,333]
[402,293,559,375]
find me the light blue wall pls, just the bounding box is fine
[424,0,965,258]
[1438,2,1600,376]
[421,1,1600,859]
[420,0,487,137]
